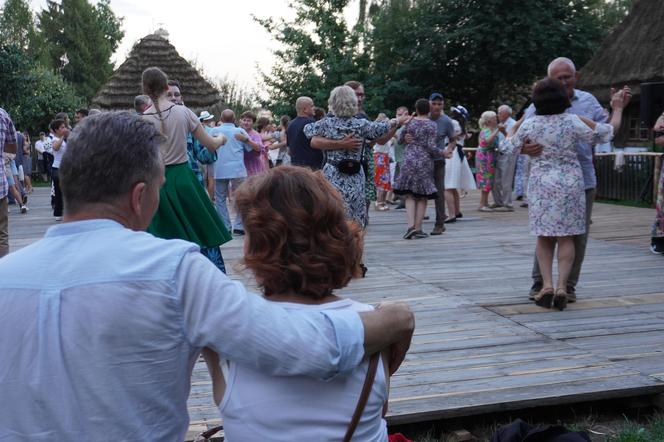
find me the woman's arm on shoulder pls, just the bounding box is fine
[192,124,226,152]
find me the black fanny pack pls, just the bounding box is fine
[330,144,365,175]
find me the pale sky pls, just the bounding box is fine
[26,0,359,91]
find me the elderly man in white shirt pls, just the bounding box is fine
[0,111,414,441]
[493,104,518,211]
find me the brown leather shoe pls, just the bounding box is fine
[430,225,445,235]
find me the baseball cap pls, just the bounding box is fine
[429,92,444,101]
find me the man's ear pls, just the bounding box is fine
[130,182,147,216]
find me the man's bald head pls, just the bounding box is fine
[295,97,314,117]
[221,109,235,123]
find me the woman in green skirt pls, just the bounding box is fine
[141,67,232,267]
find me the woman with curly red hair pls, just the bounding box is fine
[203,165,392,441]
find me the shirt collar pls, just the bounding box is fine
[44,219,126,238]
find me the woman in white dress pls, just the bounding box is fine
[503,78,619,310]
[444,106,476,222]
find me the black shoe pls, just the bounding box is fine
[423,215,430,220]
[444,216,457,224]
[413,230,429,239]
[360,264,368,277]
[528,281,543,300]
[403,227,417,239]
[395,203,406,210]
[456,212,463,218]
[651,237,664,255]
[22,195,28,204]
[566,285,577,303]
[232,229,245,236]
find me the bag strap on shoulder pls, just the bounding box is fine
[343,353,380,442]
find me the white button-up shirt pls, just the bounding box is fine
[0,219,364,441]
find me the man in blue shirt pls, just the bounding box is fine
[520,57,630,302]
[0,112,414,440]
[211,109,252,235]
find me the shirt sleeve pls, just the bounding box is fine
[303,121,322,139]
[359,120,390,140]
[571,115,614,145]
[177,252,365,380]
[2,114,17,146]
[185,107,200,133]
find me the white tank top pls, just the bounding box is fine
[220,298,389,442]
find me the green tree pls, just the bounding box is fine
[0,0,43,59]
[254,0,366,116]
[38,0,124,101]
[367,0,616,116]
[0,44,84,134]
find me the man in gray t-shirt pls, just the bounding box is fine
[429,93,456,234]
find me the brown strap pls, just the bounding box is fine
[343,353,380,442]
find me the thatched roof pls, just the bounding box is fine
[91,30,221,111]
[578,0,664,102]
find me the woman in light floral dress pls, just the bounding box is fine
[652,112,664,255]
[503,78,613,310]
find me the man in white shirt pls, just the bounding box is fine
[0,111,414,441]
[493,104,518,211]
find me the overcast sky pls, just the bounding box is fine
[26,0,358,91]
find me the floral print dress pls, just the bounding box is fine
[304,116,390,227]
[476,128,498,192]
[502,113,613,236]
[392,118,439,198]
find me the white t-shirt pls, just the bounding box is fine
[50,136,67,169]
[220,298,389,442]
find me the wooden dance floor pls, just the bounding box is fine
[9,188,663,440]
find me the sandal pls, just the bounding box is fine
[553,288,568,311]
[534,287,554,308]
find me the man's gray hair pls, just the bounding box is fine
[328,85,358,118]
[60,112,163,214]
[134,95,151,114]
[295,96,313,113]
[547,57,576,76]
[498,104,512,115]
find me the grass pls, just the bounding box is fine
[403,411,664,441]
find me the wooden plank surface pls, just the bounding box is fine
[7,187,662,440]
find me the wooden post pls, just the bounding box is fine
[654,155,662,206]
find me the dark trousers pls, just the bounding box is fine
[433,160,446,226]
[52,168,63,217]
[43,153,53,181]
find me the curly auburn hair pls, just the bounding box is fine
[234,166,364,299]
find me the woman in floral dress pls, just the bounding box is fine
[304,86,401,228]
[503,78,614,310]
[393,99,441,239]
[373,114,393,211]
[476,111,500,212]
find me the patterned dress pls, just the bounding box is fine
[304,116,390,227]
[373,140,392,191]
[502,113,613,237]
[392,118,439,199]
[476,128,498,192]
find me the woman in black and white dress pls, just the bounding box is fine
[444,106,476,222]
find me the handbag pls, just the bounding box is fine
[333,143,365,175]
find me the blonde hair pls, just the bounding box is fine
[328,86,358,118]
[478,111,497,129]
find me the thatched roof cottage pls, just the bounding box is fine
[91,29,221,113]
[578,0,664,147]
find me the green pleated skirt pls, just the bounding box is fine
[148,163,232,247]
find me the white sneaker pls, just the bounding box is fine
[20,205,28,214]
[55,216,62,221]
